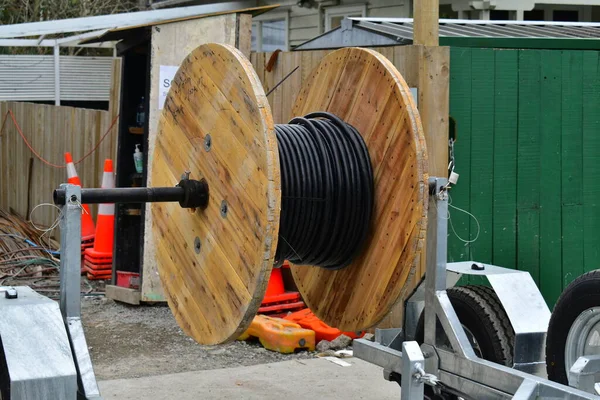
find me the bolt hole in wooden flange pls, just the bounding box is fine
[152,43,427,345]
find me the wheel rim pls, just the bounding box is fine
[438,324,483,359]
[565,307,600,377]
[463,325,483,358]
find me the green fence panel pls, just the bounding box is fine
[582,52,600,276]
[560,51,584,289]
[539,50,563,307]
[448,47,600,308]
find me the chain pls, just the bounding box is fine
[448,138,456,176]
[439,138,458,198]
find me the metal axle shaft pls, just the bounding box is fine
[53,178,209,209]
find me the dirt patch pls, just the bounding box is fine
[82,297,315,380]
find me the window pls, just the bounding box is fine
[490,10,509,20]
[553,10,579,22]
[252,13,289,52]
[524,9,544,21]
[325,5,367,31]
[439,4,458,19]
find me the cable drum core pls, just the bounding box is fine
[274,112,374,270]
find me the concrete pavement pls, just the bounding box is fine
[99,357,400,399]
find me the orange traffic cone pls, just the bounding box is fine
[84,159,115,269]
[64,152,96,241]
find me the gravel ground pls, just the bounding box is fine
[82,297,315,380]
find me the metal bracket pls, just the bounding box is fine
[447,261,551,377]
[569,355,600,395]
[375,328,403,348]
[401,342,426,399]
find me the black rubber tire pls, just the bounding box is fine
[546,269,600,384]
[416,285,515,367]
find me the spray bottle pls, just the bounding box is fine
[133,144,143,174]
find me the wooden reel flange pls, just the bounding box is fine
[152,43,428,345]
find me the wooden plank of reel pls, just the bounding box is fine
[152,43,428,345]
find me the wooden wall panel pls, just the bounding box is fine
[0,101,115,231]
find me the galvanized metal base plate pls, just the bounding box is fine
[0,286,77,399]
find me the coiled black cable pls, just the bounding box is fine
[274,112,374,270]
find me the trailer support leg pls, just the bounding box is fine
[401,341,425,400]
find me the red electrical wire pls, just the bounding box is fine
[0,109,120,169]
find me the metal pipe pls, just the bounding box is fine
[53,42,60,106]
[53,187,185,205]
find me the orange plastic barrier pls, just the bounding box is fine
[238,315,315,354]
[284,308,366,343]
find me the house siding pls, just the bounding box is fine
[260,0,410,48]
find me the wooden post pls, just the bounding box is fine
[414,0,439,47]
[377,0,448,329]
[417,46,449,178]
[414,1,446,177]
[414,0,448,316]
[108,57,122,166]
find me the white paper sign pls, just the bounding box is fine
[158,65,179,110]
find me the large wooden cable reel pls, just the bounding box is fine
[152,43,428,345]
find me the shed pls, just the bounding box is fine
[295,18,600,307]
[0,1,268,105]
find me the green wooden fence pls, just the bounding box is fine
[448,47,600,308]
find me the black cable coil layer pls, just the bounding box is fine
[274,112,374,270]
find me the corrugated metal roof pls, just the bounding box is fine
[295,18,600,50]
[351,18,600,40]
[0,55,112,101]
[82,4,277,44]
[0,2,274,39]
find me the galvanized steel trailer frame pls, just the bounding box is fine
[354,177,600,400]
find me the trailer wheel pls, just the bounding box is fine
[416,285,515,366]
[546,270,600,384]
